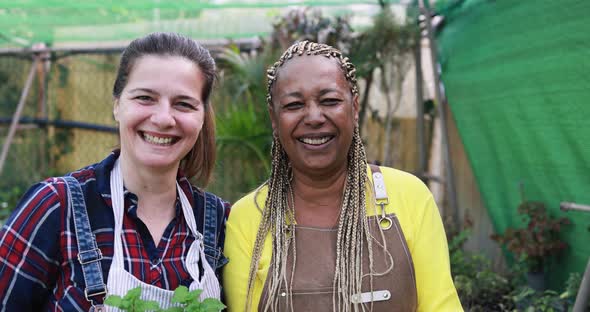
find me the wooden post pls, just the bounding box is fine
[0,56,39,175]
[419,0,459,225]
[37,44,50,175]
[414,17,426,178]
[573,257,590,312]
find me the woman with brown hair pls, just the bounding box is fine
[0,32,228,311]
[223,40,462,311]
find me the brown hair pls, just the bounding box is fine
[113,32,217,185]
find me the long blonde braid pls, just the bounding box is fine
[246,41,373,312]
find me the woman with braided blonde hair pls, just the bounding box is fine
[223,41,462,311]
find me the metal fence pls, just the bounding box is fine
[0,49,120,213]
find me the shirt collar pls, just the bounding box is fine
[124,190,183,220]
[95,149,194,219]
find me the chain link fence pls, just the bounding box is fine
[0,51,119,219]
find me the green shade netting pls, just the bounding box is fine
[438,0,590,287]
[0,0,391,48]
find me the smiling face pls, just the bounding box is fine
[113,55,205,174]
[270,54,359,177]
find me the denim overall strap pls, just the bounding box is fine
[202,192,221,269]
[62,176,107,305]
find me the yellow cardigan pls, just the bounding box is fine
[223,166,463,311]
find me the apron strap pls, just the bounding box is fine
[62,176,107,304]
[369,164,388,201]
[369,165,393,230]
[202,192,223,269]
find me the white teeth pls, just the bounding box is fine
[300,136,331,145]
[143,133,174,145]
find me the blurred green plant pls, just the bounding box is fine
[0,109,73,223]
[450,229,515,310]
[209,46,275,201]
[348,5,417,165]
[270,7,353,52]
[491,200,571,274]
[0,121,73,223]
[0,186,24,224]
[0,69,21,114]
[449,229,480,277]
[214,99,271,200]
[104,286,225,312]
[454,271,513,312]
[215,45,272,107]
[450,227,584,311]
[510,273,581,312]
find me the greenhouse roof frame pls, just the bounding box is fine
[0,0,409,50]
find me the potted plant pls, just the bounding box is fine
[491,200,570,290]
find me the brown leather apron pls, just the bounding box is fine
[259,214,418,311]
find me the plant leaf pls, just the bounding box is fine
[104,295,124,308]
[188,289,204,302]
[136,299,161,311]
[201,298,226,312]
[172,285,190,304]
[186,305,200,312]
[125,286,142,300]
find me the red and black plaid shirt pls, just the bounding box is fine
[0,151,230,311]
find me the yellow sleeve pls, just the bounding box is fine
[409,182,463,311]
[223,207,251,311]
[223,190,271,312]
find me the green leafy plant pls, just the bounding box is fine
[449,229,480,277]
[454,271,514,311]
[449,225,584,311]
[491,200,570,274]
[449,229,515,310]
[270,7,353,52]
[208,45,275,201]
[104,286,225,312]
[104,287,160,312]
[346,4,419,161]
[509,273,581,312]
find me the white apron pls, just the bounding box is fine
[106,159,220,310]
